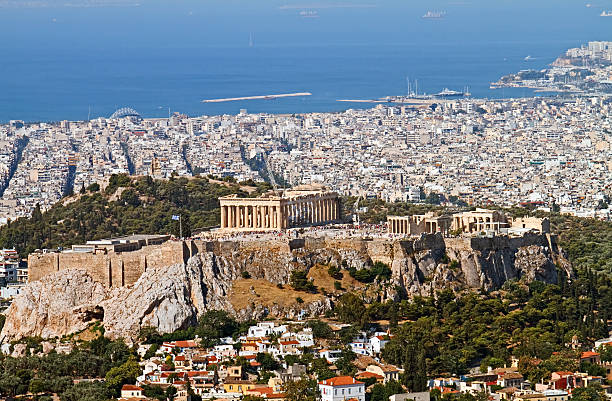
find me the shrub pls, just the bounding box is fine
[86,182,100,192]
[290,270,316,293]
[349,262,391,283]
[328,265,343,280]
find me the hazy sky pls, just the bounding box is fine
[1,0,610,51]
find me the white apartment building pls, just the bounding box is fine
[0,249,19,283]
[319,376,365,401]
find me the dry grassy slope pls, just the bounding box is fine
[307,264,364,293]
[229,264,376,313]
[229,278,325,311]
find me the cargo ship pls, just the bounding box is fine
[422,11,446,19]
[299,10,319,18]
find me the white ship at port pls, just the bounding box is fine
[422,10,446,19]
[600,10,612,16]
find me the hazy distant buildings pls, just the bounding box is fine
[1,94,612,224]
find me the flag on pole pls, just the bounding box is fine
[172,215,180,221]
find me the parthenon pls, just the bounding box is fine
[219,185,340,231]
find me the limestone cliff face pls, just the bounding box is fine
[1,234,571,343]
[0,270,107,340]
[388,234,571,297]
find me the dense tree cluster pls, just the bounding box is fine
[139,310,251,349]
[0,334,136,400]
[290,270,317,293]
[348,261,392,283]
[331,271,611,383]
[551,214,612,275]
[0,175,272,257]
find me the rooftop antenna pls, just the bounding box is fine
[415,79,419,96]
[87,105,91,121]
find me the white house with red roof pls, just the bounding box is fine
[370,333,392,354]
[279,340,301,355]
[580,351,601,365]
[120,384,144,399]
[319,376,365,401]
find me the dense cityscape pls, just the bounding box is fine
[1,93,612,225]
[0,5,611,401]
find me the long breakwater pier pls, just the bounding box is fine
[202,92,312,103]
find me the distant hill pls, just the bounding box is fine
[0,174,270,257]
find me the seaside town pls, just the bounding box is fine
[1,92,612,225]
[491,41,612,95]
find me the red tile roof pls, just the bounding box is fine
[581,351,600,358]
[357,372,384,379]
[122,384,143,391]
[175,341,199,348]
[553,371,574,376]
[318,376,363,386]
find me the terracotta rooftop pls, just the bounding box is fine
[319,376,364,386]
[121,384,143,391]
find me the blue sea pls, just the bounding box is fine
[0,0,610,122]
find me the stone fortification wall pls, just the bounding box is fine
[28,240,189,287]
[28,233,569,294]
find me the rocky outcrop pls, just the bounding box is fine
[1,233,571,343]
[0,270,107,340]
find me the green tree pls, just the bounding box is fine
[306,320,334,339]
[335,348,357,376]
[284,379,317,401]
[256,352,280,371]
[196,310,240,347]
[105,357,141,396]
[165,385,178,401]
[290,270,316,292]
[60,381,112,401]
[572,386,606,401]
[335,293,365,325]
